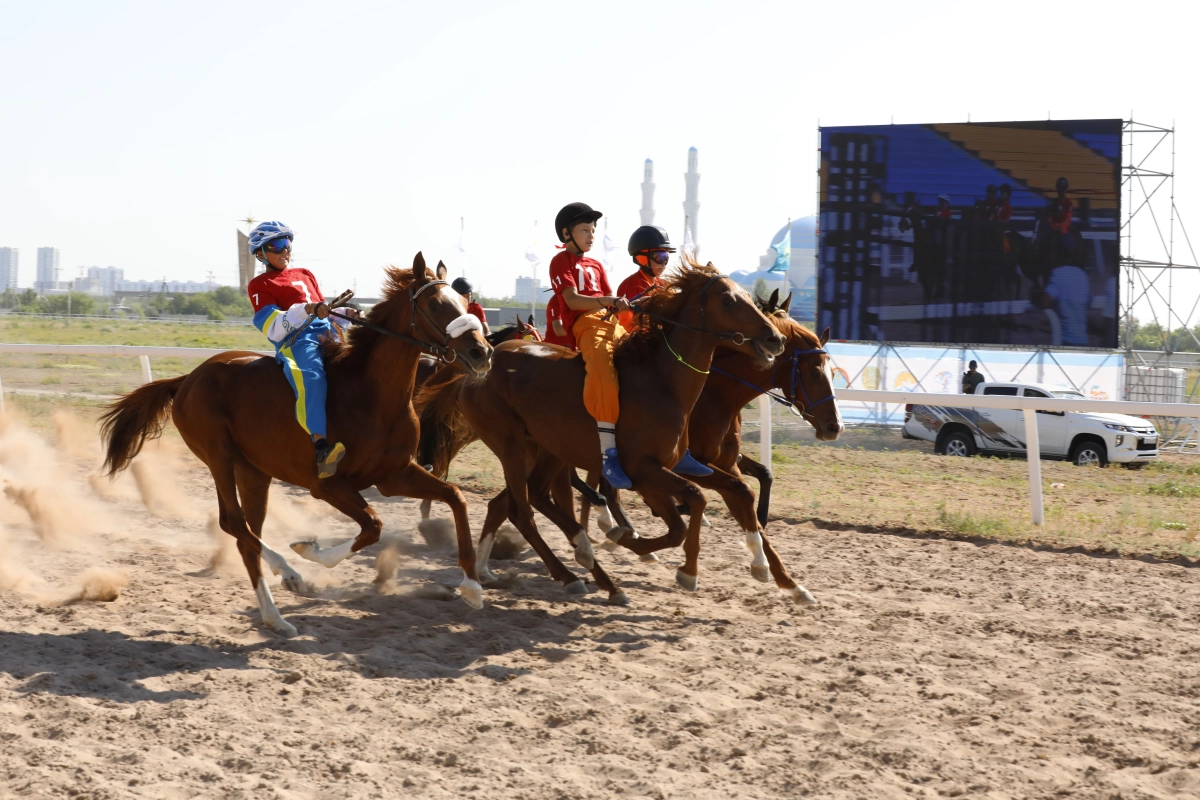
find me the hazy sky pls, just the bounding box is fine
[1,0,1195,310]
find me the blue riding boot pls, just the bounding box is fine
[602,448,633,490]
[673,449,713,477]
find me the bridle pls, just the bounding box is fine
[638,275,749,345]
[327,279,472,363]
[709,341,836,421]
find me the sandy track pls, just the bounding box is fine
[1,424,1198,799]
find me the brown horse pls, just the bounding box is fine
[100,254,494,636]
[417,261,785,599]
[607,291,842,596]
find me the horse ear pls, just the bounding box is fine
[435,261,448,281]
[781,292,793,314]
[528,314,535,326]
[412,252,431,283]
[767,288,779,311]
[705,261,714,268]
[820,326,831,346]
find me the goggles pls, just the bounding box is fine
[643,250,671,266]
[262,237,292,255]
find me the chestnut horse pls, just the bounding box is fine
[580,290,843,600]
[100,254,494,636]
[417,262,786,600]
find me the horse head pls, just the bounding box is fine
[679,261,784,366]
[408,253,493,375]
[774,316,843,441]
[518,314,543,342]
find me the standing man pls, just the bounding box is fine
[962,360,984,394]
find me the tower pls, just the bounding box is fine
[683,147,700,248]
[0,248,17,291]
[640,159,656,225]
[36,247,60,295]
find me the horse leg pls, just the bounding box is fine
[529,462,593,570]
[539,466,627,605]
[736,453,773,529]
[420,499,433,520]
[610,468,706,591]
[289,476,384,569]
[757,529,817,605]
[588,470,616,533]
[373,462,483,609]
[685,466,770,582]
[475,490,511,584]
[500,466,589,597]
[207,461,296,637]
[235,463,306,596]
[596,478,655,561]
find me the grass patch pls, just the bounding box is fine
[1146,481,1200,498]
[935,501,1014,537]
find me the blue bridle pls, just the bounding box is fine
[709,346,836,419]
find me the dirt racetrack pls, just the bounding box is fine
[1,408,1199,799]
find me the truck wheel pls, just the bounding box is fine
[1071,440,1108,467]
[941,431,975,457]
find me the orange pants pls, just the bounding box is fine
[572,311,625,425]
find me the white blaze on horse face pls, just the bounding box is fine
[435,284,483,339]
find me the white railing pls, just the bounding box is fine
[762,388,1200,526]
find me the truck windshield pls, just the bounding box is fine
[1051,391,1086,400]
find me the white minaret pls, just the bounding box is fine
[683,146,700,248]
[640,159,655,225]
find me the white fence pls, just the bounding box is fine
[7,342,1200,528]
[761,389,1200,525]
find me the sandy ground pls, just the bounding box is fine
[1,410,1199,800]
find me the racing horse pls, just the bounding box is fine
[578,290,842,599]
[100,253,494,636]
[417,260,789,600]
[415,314,540,389]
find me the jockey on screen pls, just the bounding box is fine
[246,221,348,479]
[617,225,711,478]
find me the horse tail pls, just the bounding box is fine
[99,374,187,477]
[414,367,476,478]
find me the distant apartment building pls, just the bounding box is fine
[0,248,17,291]
[36,247,60,294]
[514,276,541,304]
[85,266,124,296]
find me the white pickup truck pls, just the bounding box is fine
[902,381,1159,468]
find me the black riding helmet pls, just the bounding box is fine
[627,225,676,256]
[555,202,603,244]
[451,277,473,296]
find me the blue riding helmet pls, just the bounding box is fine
[249,221,295,260]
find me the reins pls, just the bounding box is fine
[708,344,836,419]
[638,274,748,344]
[325,279,463,362]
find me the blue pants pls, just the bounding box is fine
[276,320,331,438]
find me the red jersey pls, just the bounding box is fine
[615,268,659,330]
[544,293,572,348]
[1048,196,1074,234]
[995,201,1012,222]
[548,250,612,337]
[467,302,487,327]
[248,267,325,313]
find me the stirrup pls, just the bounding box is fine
[674,449,713,476]
[316,441,346,479]
[601,448,633,490]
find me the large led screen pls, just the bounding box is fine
[817,119,1121,348]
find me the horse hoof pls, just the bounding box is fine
[479,569,499,585]
[267,617,298,638]
[281,575,307,595]
[565,579,590,597]
[606,526,634,544]
[785,586,819,606]
[639,553,660,564]
[573,537,595,570]
[290,540,316,560]
[608,591,631,606]
[675,569,699,592]
[458,579,484,609]
[700,513,711,528]
[750,564,771,584]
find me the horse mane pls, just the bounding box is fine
[486,324,518,346]
[322,266,419,369]
[616,257,725,364]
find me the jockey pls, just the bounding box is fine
[618,225,712,478]
[548,202,634,489]
[451,277,491,336]
[246,221,347,479]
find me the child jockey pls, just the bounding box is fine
[617,225,711,478]
[548,202,635,488]
[246,221,347,479]
[451,277,491,337]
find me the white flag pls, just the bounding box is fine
[602,225,617,267]
[524,221,540,265]
[682,216,697,261]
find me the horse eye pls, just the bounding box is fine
[722,294,734,307]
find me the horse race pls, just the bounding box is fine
[3,4,1200,799]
